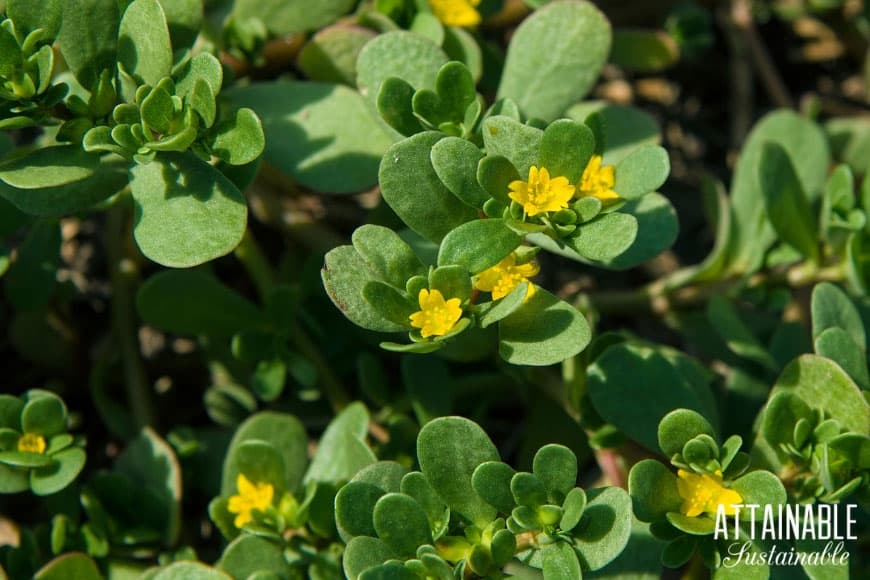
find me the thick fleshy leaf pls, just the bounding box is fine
[118,0,173,86]
[114,428,181,543]
[770,355,869,435]
[353,225,425,288]
[4,220,60,311]
[606,193,678,269]
[417,416,499,527]
[437,219,522,274]
[726,110,829,274]
[379,131,477,242]
[758,142,819,262]
[218,535,292,578]
[815,328,870,390]
[498,287,591,366]
[34,554,102,580]
[471,461,516,514]
[57,0,119,89]
[335,481,385,538]
[539,119,594,183]
[159,0,203,52]
[573,486,633,570]
[498,0,611,121]
[30,447,86,496]
[567,212,638,262]
[232,0,356,35]
[299,25,376,86]
[208,108,265,166]
[305,402,376,484]
[706,295,777,370]
[372,493,433,557]
[481,116,542,179]
[221,412,309,496]
[0,146,99,190]
[533,444,577,502]
[542,541,581,580]
[567,101,660,165]
[357,31,448,106]
[226,82,392,193]
[588,343,718,452]
[430,137,489,208]
[7,0,63,39]
[611,30,679,73]
[613,145,670,200]
[343,537,396,580]
[137,270,266,336]
[129,152,247,267]
[657,409,716,458]
[811,282,866,351]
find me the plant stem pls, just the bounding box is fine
[580,261,845,316]
[106,202,156,430]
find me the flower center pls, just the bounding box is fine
[474,253,539,300]
[577,155,618,202]
[227,473,274,528]
[17,433,46,454]
[409,288,463,338]
[676,469,743,518]
[508,166,575,217]
[428,0,482,27]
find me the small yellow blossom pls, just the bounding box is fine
[474,254,539,300]
[17,433,46,454]
[577,155,619,202]
[228,474,274,528]
[429,0,481,27]
[676,469,743,518]
[508,166,575,217]
[409,288,463,338]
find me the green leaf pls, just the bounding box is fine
[477,154,521,205]
[153,562,231,580]
[706,295,777,371]
[221,412,308,496]
[225,82,392,193]
[362,281,416,326]
[379,132,477,242]
[21,393,66,436]
[0,146,99,190]
[815,328,870,390]
[335,481,385,538]
[573,486,633,570]
[476,282,528,329]
[137,270,265,336]
[430,137,489,208]
[400,471,449,539]
[0,463,29,493]
[770,354,869,435]
[610,30,679,73]
[175,52,223,98]
[30,447,86,495]
[0,450,54,468]
[730,471,786,515]
[34,554,102,580]
[322,245,407,333]
[559,488,586,532]
[373,493,433,557]
[4,220,60,311]
[498,287,591,366]
[657,409,715,458]
[299,25,377,86]
[352,461,409,492]
[605,193,678,270]
[118,0,173,86]
[417,417,499,527]
[533,444,577,502]
[208,108,264,166]
[114,428,181,543]
[7,0,63,39]
[758,142,819,262]
[481,116,542,179]
[343,537,397,580]
[129,152,247,267]
[158,0,203,53]
[218,535,292,578]
[665,512,714,536]
[357,31,448,107]
[726,110,829,274]
[498,0,611,121]
[232,0,356,35]
[437,219,522,274]
[377,77,421,137]
[305,402,376,484]
[567,212,638,262]
[542,541,581,580]
[811,282,866,351]
[760,391,813,451]
[567,101,660,165]
[539,119,594,183]
[353,225,425,288]
[613,145,670,200]
[588,343,718,452]
[57,0,119,89]
[471,461,516,514]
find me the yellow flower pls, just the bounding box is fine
[577,155,619,202]
[227,474,274,528]
[676,469,743,518]
[429,0,481,27]
[409,288,463,338]
[17,433,46,454]
[474,253,539,300]
[508,166,575,217]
